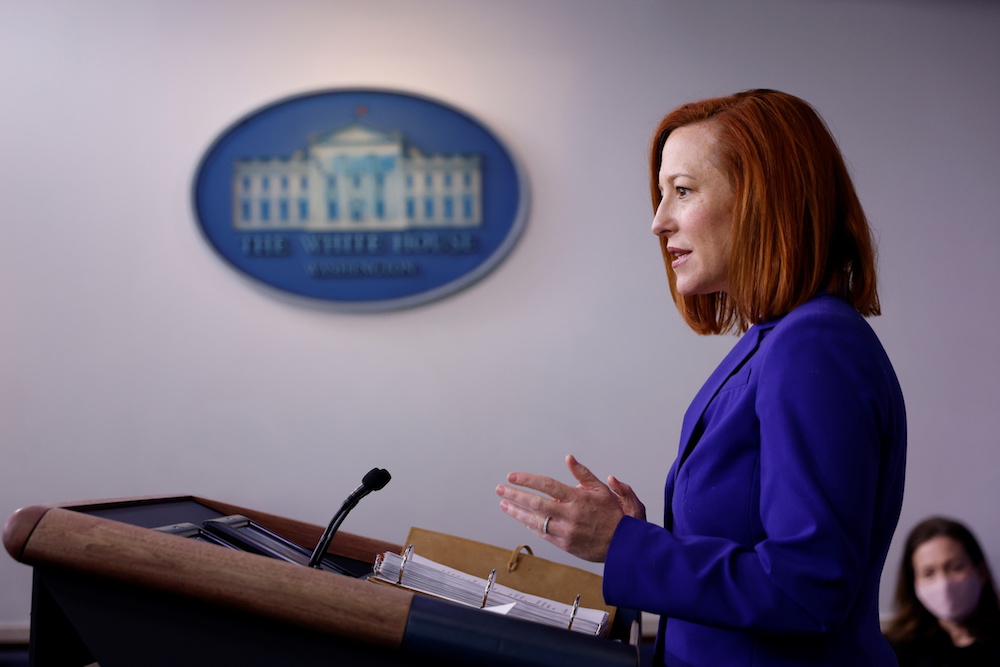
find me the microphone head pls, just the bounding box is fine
[362,467,391,491]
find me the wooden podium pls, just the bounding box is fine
[3,495,639,666]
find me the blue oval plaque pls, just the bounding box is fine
[193,89,528,310]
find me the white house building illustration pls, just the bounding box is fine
[232,120,483,231]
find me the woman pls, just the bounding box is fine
[885,517,1000,666]
[496,89,907,665]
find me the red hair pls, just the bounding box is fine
[649,89,880,334]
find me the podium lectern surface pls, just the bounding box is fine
[4,495,639,667]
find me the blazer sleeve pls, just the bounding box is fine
[603,304,903,633]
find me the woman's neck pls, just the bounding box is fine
[939,618,976,647]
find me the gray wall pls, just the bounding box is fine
[2,0,999,632]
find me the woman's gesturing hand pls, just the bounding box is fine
[496,454,645,563]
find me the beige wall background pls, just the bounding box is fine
[2,0,999,631]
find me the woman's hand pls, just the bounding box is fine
[496,455,646,562]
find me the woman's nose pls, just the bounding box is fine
[651,200,673,236]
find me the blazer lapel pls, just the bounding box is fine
[661,324,772,530]
[675,321,776,468]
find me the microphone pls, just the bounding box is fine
[307,467,391,569]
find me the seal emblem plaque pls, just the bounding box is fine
[193,89,528,310]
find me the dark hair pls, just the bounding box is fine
[649,89,880,335]
[884,516,1000,645]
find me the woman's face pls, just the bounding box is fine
[652,123,735,296]
[912,535,987,623]
[913,536,976,586]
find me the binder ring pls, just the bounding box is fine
[397,544,414,585]
[480,568,498,608]
[567,594,581,631]
[506,544,533,573]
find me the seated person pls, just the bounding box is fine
[884,516,1000,666]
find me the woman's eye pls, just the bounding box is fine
[676,186,692,198]
[946,561,970,575]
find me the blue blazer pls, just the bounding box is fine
[603,295,906,666]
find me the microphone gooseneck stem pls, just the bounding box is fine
[307,468,390,569]
[307,494,362,568]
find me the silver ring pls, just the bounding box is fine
[542,516,551,535]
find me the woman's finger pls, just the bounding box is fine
[608,475,646,520]
[498,498,554,537]
[505,471,574,501]
[495,483,556,514]
[565,454,607,490]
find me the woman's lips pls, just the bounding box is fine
[667,246,691,269]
